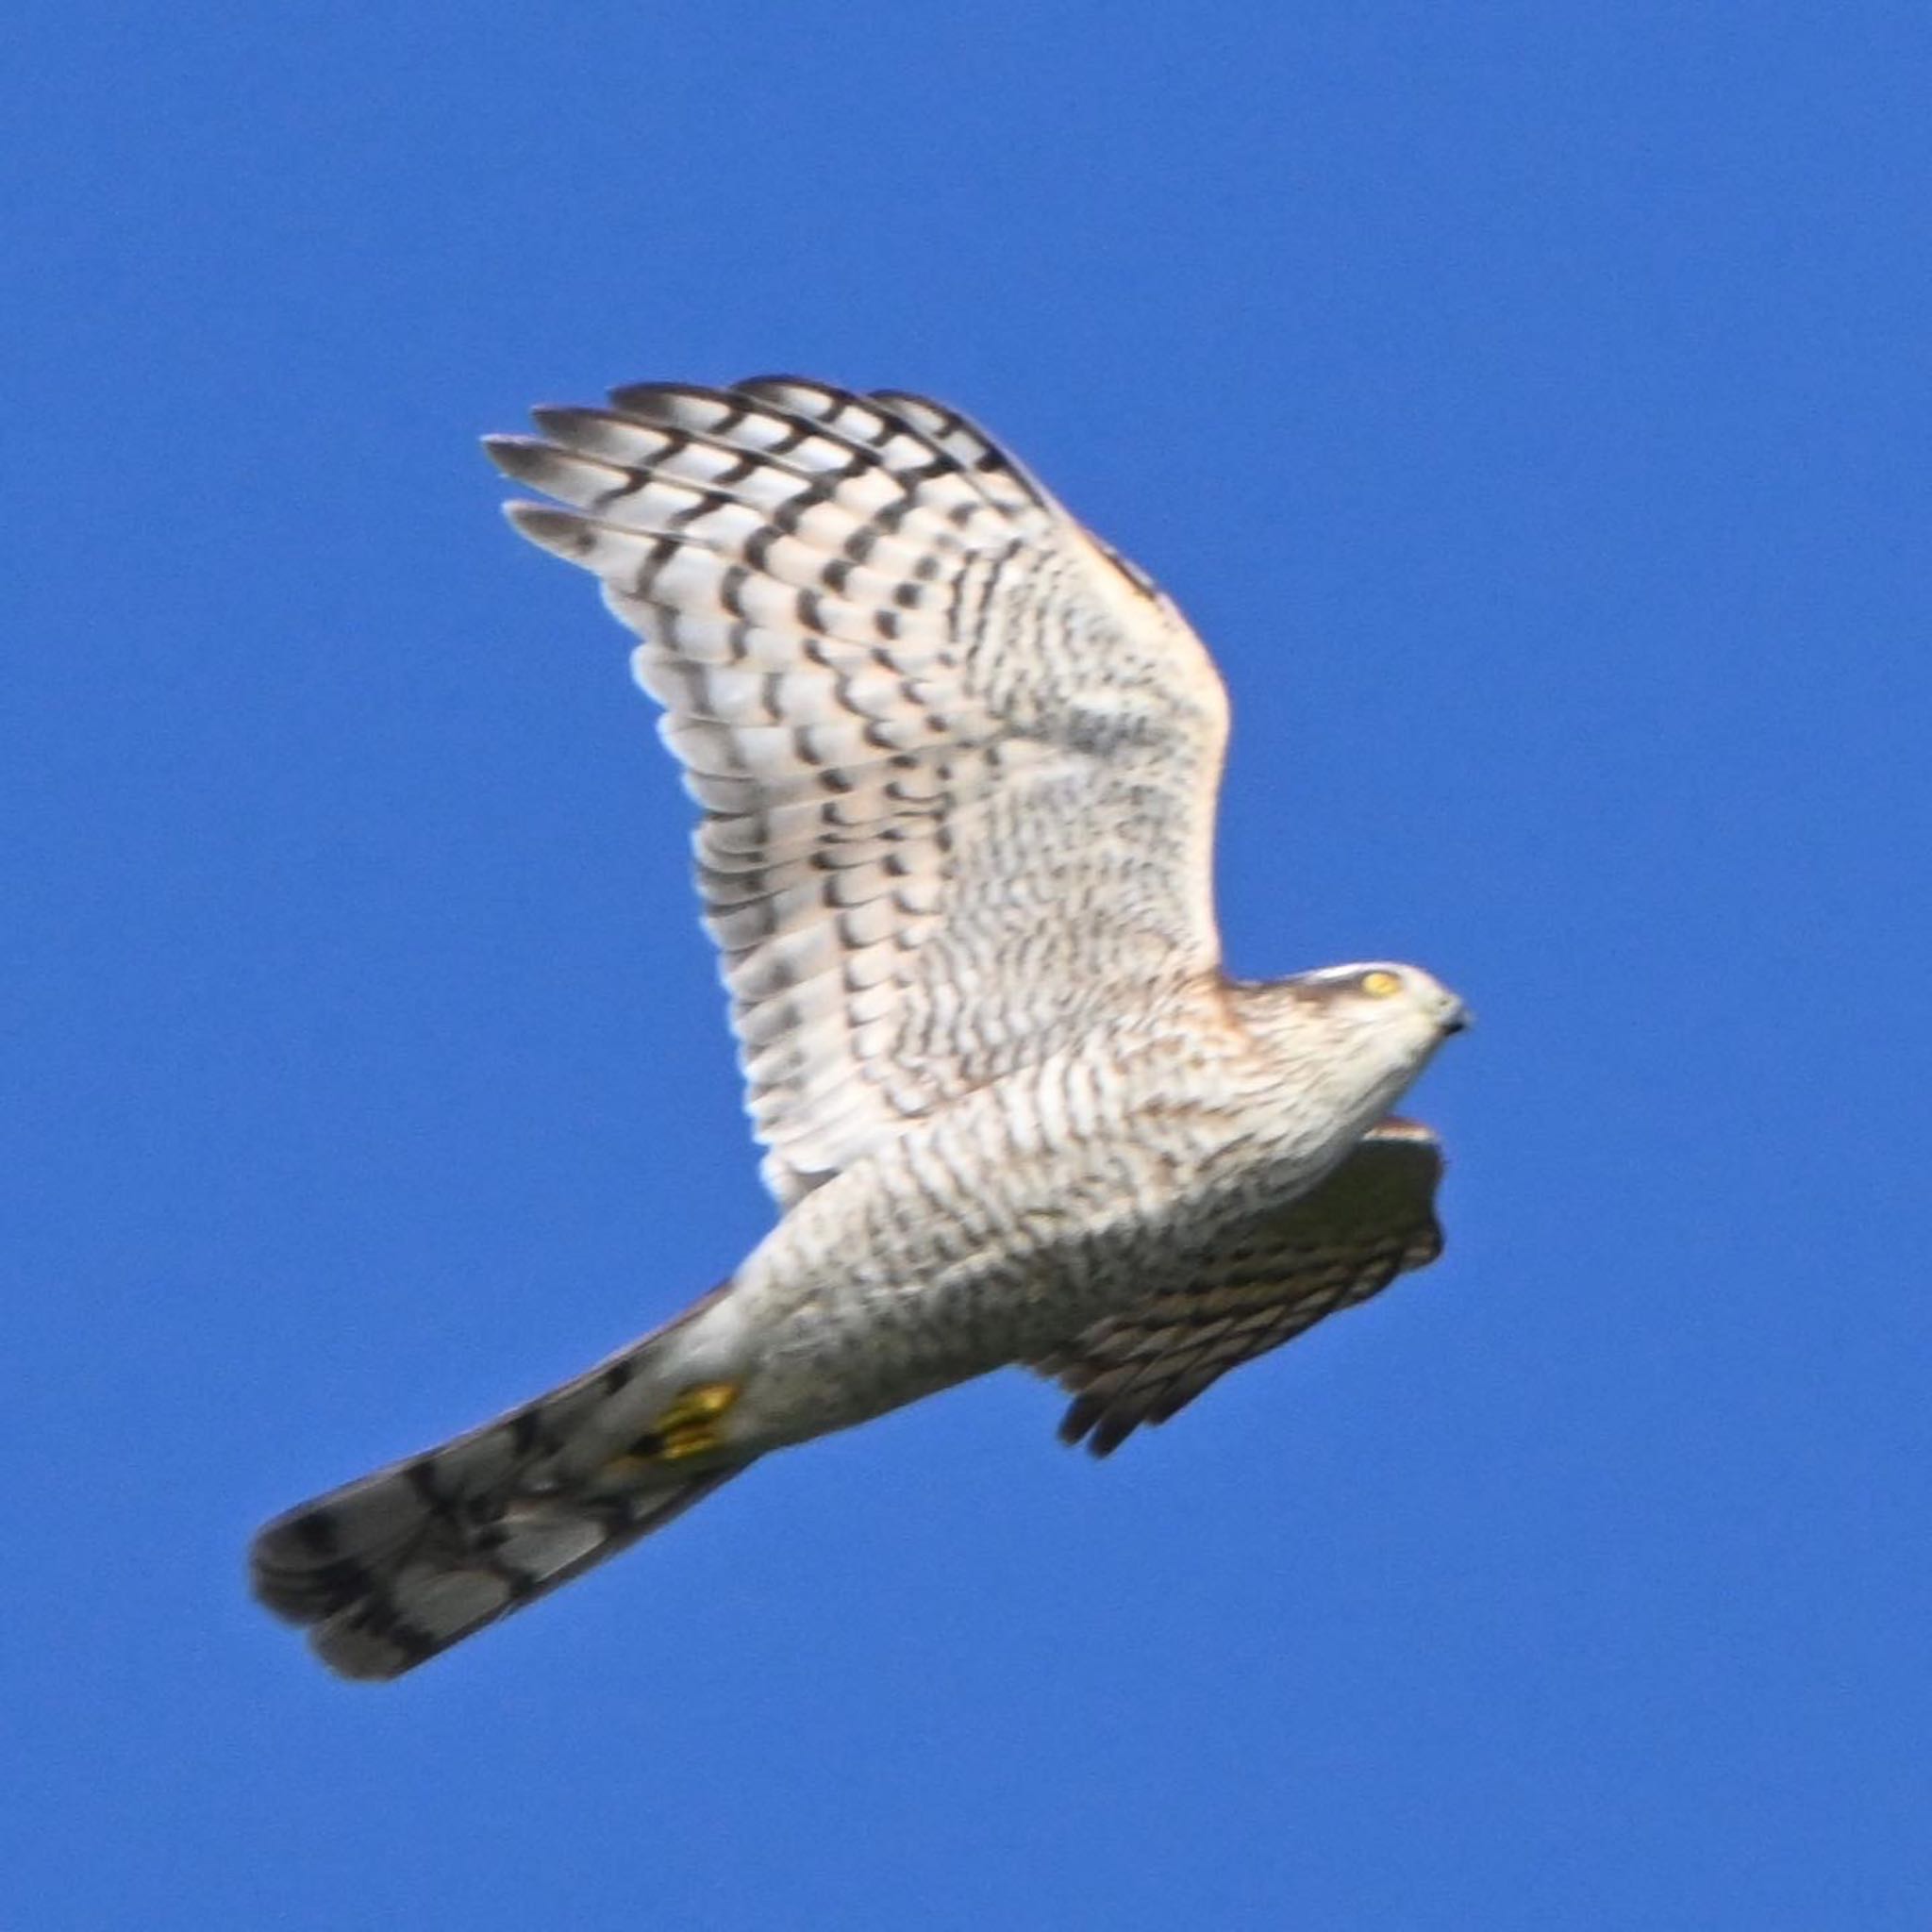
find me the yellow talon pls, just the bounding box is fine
[598,1381,743,1480]
[651,1381,742,1463]
[664,1383,740,1424]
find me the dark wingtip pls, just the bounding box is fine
[734,373,845,398]
[608,378,718,415]
[502,502,599,559]
[481,433,549,481]
[1058,1396,1139,1457]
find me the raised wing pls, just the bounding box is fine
[1034,1120,1446,1456]
[488,378,1229,1204]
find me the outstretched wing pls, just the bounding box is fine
[1035,1120,1446,1456]
[488,378,1229,1204]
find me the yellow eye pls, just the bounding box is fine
[1359,970,1403,999]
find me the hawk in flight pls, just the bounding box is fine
[252,377,1468,1677]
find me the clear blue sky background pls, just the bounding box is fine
[8,5,1928,1926]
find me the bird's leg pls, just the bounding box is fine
[654,1382,741,1460]
[605,1382,743,1475]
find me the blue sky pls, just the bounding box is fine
[8,3,1929,1925]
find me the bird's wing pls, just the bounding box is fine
[489,378,1230,1205]
[1034,1119,1446,1456]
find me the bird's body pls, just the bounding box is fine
[709,972,1441,1442]
[251,377,1466,1678]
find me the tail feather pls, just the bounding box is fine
[251,1293,748,1679]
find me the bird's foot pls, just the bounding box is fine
[655,1381,741,1460]
[602,1383,745,1468]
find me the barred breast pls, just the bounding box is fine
[714,987,1374,1445]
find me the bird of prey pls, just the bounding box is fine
[251,376,1468,1678]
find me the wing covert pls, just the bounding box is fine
[1035,1120,1446,1456]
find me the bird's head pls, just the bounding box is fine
[1294,961,1469,1041]
[1235,960,1468,1125]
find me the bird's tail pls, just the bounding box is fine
[250,1290,751,1679]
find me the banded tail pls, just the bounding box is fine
[250,1294,750,1679]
